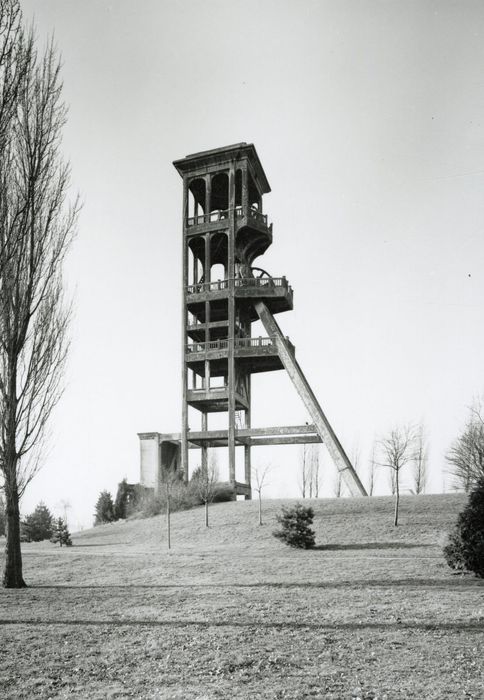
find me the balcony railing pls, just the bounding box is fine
[186,336,293,355]
[187,339,229,354]
[188,386,226,394]
[186,206,268,228]
[235,205,268,228]
[187,209,230,227]
[187,276,289,295]
[187,279,229,294]
[234,276,287,290]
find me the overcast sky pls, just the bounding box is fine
[19,0,484,529]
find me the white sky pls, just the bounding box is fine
[19,0,484,529]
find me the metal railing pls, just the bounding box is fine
[187,276,289,295]
[186,206,268,228]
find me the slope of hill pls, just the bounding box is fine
[74,492,466,550]
[2,493,482,700]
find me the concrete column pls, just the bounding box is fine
[204,233,211,389]
[201,412,208,476]
[244,374,251,499]
[228,165,236,484]
[242,165,249,213]
[206,175,212,220]
[181,177,189,481]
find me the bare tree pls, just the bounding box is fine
[160,466,180,549]
[333,469,343,498]
[446,400,484,492]
[299,443,309,498]
[299,443,320,498]
[55,499,71,527]
[412,423,428,495]
[378,425,415,526]
[368,441,378,496]
[308,444,320,497]
[388,467,396,496]
[252,463,271,525]
[0,3,78,587]
[193,456,218,527]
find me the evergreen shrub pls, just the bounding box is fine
[273,504,316,549]
[51,518,72,546]
[444,478,484,578]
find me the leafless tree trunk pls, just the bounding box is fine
[412,423,428,494]
[160,466,179,549]
[333,469,342,498]
[0,2,77,587]
[308,444,320,498]
[300,443,320,498]
[299,443,308,498]
[446,399,484,492]
[252,464,271,525]
[368,441,377,496]
[193,457,218,527]
[388,468,396,496]
[378,425,416,526]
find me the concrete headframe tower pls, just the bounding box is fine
[139,143,367,498]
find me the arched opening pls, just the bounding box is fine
[235,169,243,209]
[248,171,261,211]
[210,263,225,283]
[188,178,206,221]
[208,232,228,282]
[188,236,205,286]
[210,172,229,220]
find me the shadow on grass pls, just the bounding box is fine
[1,618,483,632]
[70,543,130,548]
[29,577,484,590]
[313,542,433,551]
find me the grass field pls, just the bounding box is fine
[1,493,483,699]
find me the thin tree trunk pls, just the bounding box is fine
[394,470,400,527]
[205,500,208,527]
[258,491,262,525]
[166,493,171,549]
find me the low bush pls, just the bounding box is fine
[51,518,72,547]
[132,479,234,519]
[273,503,316,549]
[444,478,484,578]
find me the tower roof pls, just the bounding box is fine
[173,143,271,193]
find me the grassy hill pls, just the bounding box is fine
[1,493,483,699]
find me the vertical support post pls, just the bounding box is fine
[228,164,236,485]
[244,374,251,499]
[242,165,249,213]
[181,177,189,482]
[204,233,211,389]
[192,254,198,287]
[206,174,212,222]
[201,412,208,476]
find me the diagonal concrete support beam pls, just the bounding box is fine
[254,300,368,497]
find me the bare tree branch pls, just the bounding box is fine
[252,463,271,525]
[412,423,428,495]
[446,399,484,492]
[377,424,416,526]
